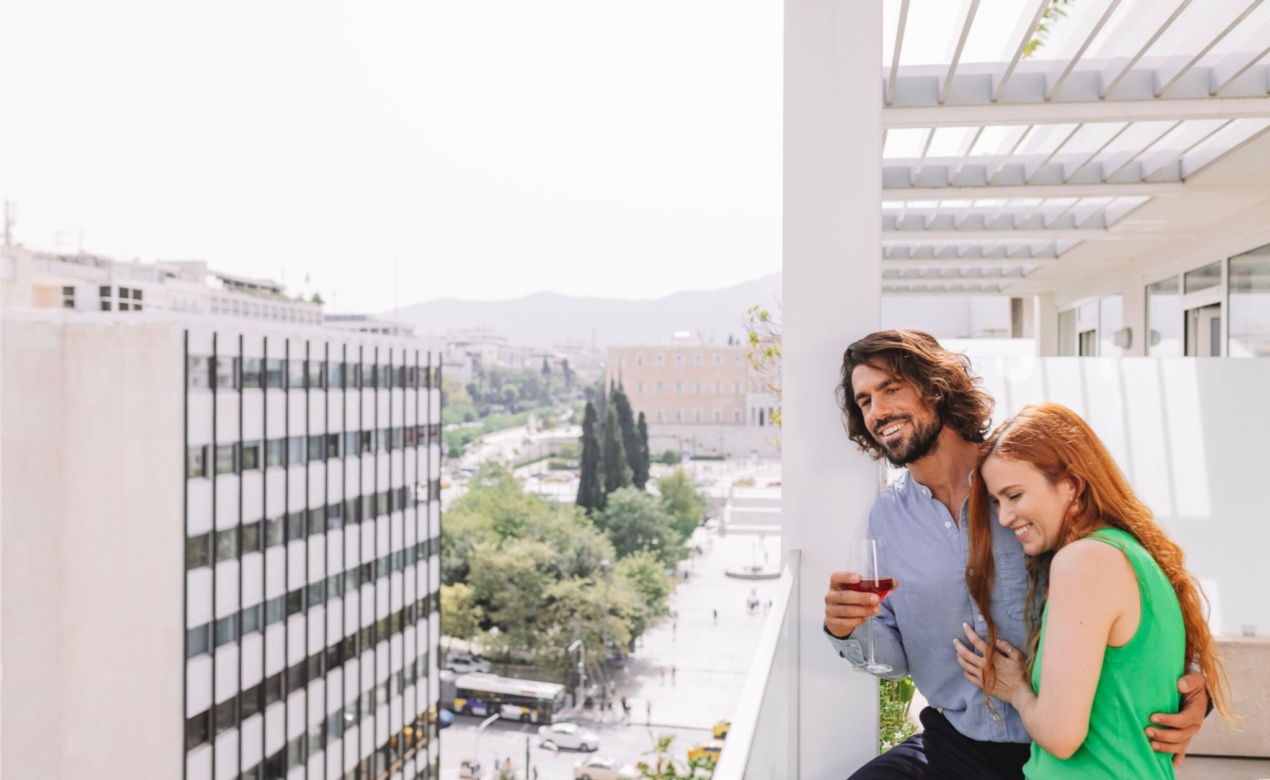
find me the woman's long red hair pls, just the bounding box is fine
[966,403,1231,719]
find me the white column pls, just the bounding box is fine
[783,1,882,777]
[1035,293,1058,356]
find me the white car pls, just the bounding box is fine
[539,722,601,752]
[444,654,491,674]
[573,755,638,780]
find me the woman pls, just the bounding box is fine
[953,403,1230,779]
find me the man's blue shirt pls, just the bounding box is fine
[826,471,1033,744]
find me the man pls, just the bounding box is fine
[823,330,1208,780]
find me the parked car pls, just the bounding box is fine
[539,722,601,752]
[573,755,639,780]
[444,654,491,674]
[687,740,724,764]
[712,719,731,739]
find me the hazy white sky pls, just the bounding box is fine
[1,1,783,312]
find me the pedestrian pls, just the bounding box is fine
[659,665,665,685]
[646,700,652,725]
[533,768,538,780]
[712,607,718,624]
[671,665,677,685]
[621,696,630,722]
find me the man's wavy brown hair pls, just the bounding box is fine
[836,329,994,460]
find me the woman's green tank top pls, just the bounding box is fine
[1025,527,1186,779]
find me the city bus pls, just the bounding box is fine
[452,672,569,724]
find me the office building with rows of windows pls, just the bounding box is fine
[2,253,444,780]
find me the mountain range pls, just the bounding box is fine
[389,273,782,348]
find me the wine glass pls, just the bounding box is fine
[846,538,895,674]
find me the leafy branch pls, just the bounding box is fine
[1024,0,1077,59]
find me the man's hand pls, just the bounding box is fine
[1146,672,1209,767]
[824,571,893,639]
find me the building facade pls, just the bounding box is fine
[606,343,779,459]
[1,247,443,780]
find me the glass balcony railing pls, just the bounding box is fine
[713,551,799,780]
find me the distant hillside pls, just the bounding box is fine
[390,273,782,348]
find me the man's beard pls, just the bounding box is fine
[877,415,944,467]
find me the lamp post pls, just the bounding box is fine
[473,713,500,779]
[599,559,611,713]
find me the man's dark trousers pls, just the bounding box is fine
[846,708,1029,780]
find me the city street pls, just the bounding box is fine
[438,519,783,779]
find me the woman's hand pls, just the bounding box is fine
[955,622,1028,704]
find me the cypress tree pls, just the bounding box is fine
[601,405,631,498]
[576,402,604,514]
[612,386,643,490]
[634,412,651,490]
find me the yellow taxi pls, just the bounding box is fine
[712,719,731,739]
[687,740,724,764]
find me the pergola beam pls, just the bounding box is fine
[885,228,1165,242]
[883,181,1186,200]
[884,90,1270,128]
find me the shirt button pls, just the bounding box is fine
[976,614,984,622]
[944,521,952,528]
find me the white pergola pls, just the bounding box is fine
[781,2,1270,777]
[876,0,1270,295]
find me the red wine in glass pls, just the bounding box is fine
[845,577,897,601]
[847,538,894,674]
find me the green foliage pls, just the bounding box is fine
[659,450,682,466]
[880,677,918,752]
[1024,0,1077,58]
[602,405,632,497]
[437,462,673,669]
[439,582,483,641]
[657,469,707,540]
[593,488,683,567]
[577,402,604,514]
[442,405,558,455]
[743,305,782,431]
[613,385,648,490]
[636,412,651,485]
[637,735,715,779]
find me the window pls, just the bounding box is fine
[714,354,722,365]
[62,285,76,309]
[714,381,721,394]
[655,381,663,394]
[187,446,209,479]
[307,435,324,462]
[240,683,262,721]
[307,506,325,537]
[215,614,238,647]
[185,709,211,752]
[186,533,211,570]
[307,361,326,389]
[265,596,285,626]
[636,381,644,394]
[675,355,684,366]
[1185,261,1222,294]
[264,517,284,549]
[694,354,702,366]
[360,430,374,453]
[344,497,361,526]
[733,410,742,423]
[286,589,303,616]
[100,285,112,311]
[287,436,305,467]
[392,427,404,449]
[240,441,261,471]
[286,662,305,696]
[329,362,344,389]
[264,359,285,389]
[675,381,682,394]
[188,356,212,390]
[694,381,701,394]
[1230,245,1270,357]
[693,411,702,422]
[215,527,238,562]
[242,359,263,389]
[733,381,742,394]
[713,410,722,422]
[286,512,305,543]
[264,672,283,707]
[326,502,342,532]
[326,433,340,459]
[344,431,361,457]
[214,357,239,390]
[186,624,210,659]
[288,360,306,390]
[655,355,664,366]
[656,411,663,422]
[307,581,324,609]
[675,411,683,422]
[215,695,237,735]
[265,439,285,468]
[636,355,644,366]
[215,444,237,475]
[242,603,262,635]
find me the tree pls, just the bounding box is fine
[657,468,707,541]
[615,550,674,623]
[601,405,631,497]
[499,383,520,414]
[561,358,575,390]
[440,582,483,643]
[612,385,646,490]
[592,488,682,566]
[576,402,604,514]
[311,292,325,305]
[634,412,651,490]
[541,355,551,378]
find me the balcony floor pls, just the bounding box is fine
[1176,755,1270,779]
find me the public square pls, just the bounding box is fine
[437,514,783,780]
